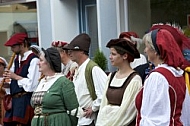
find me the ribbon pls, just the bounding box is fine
[185,67,190,94]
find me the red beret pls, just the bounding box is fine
[119,32,139,39]
[4,33,28,46]
[119,32,141,48]
[51,41,68,48]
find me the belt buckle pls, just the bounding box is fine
[17,93,22,97]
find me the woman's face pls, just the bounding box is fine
[59,50,69,65]
[57,48,67,64]
[109,47,125,67]
[144,41,157,63]
[0,63,5,76]
[38,53,49,73]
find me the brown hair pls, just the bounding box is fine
[113,46,134,62]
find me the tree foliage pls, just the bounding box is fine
[93,49,107,71]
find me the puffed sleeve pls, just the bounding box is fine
[91,66,108,112]
[61,78,79,111]
[139,72,170,126]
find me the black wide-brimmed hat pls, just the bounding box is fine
[42,47,61,72]
[106,38,140,58]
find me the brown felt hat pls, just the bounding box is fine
[106,38,140,58]
[64,33,91,52]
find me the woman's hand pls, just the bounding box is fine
[3,70,11,81]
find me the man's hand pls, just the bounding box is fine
[3,70,22,80]
[83,107,93,118]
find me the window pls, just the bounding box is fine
[78,0,98,58]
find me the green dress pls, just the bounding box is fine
[31,76,79,126]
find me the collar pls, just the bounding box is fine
[19,50,33,61]
[44,73,63,81]
[156,64,184,77]
[77,58,90,72]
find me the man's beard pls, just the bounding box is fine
[15,50,21,55]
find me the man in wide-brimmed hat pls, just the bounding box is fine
[64,33,108,126]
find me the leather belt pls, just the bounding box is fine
[35,111,66,126]
[12,92,28,98]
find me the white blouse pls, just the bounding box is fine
[139,64,184,126]
[96,73,142,126]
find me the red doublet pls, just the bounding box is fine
[135,67,186,126]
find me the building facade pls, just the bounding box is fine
[0,0,151,72]
[1,0,190,71]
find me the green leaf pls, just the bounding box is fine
[93,49,107,71]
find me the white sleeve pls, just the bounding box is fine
[140,54,147,63]
[91,66,108,112]
[17,58,41,92]
[140,72,170,126]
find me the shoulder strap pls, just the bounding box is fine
[108,71,117,85]
[109,71,138,85]
[153,67,174,81]
[108,71,138,87]
[85,60,98,100]
[123,72,138,87]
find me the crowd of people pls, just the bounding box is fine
[0,23,189,126]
